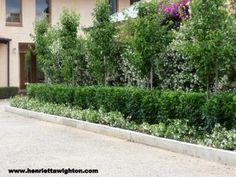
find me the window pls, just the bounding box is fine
[6,0,22,26]
[36,0,50,21]
[109,0,118,14]
[130,0,141,5]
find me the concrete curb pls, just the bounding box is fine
[5,105,236,167]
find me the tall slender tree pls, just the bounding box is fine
[173,0,236,94]
[87,0,117,85]
[126,1,172,89]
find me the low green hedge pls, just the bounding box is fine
[0,87,18,99]
[27,84,236,131]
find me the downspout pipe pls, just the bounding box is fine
[7,41,10,87]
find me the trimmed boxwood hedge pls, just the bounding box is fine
[0,87,18,99]
[27,84,236,131]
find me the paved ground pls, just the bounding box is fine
[0,100,236,177]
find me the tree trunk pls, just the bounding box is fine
[206,74,209,100]
[215,58,219,91]
[104,57,107,86]
[128,74,131,86]
[150,66,153,89]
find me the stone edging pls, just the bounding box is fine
[5,106,236,167]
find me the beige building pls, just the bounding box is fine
[0,0,141,89]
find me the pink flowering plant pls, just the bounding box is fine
[159,0,190,19]
[158,0,190,28]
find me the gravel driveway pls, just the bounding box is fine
[0,100,236,177]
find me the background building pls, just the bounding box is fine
[0,0,141,89]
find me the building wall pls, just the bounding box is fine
[0,0,132,87]
[50,0,96,27]
[0,44,8,87]
[118,0,130,11]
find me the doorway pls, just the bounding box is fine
[19,43,37,89]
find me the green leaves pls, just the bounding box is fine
[33,10,87,85]
[87,0,118,85]
[203,124,236,150]
[32,0,235,91]
[10,95,236,150]
[120,0,174,88]
[27,84,236,131]
[59,10,87,85]
[173,0,235,91]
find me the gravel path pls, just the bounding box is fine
[0,100,236,177]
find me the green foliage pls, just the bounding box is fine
[87,0,118,85]
[33,10,87,85]
[150,119,198,142]
[122,1,173,88]
[137,0,157,17]
[27,0,236,151]
[156,47,201,91]
[11,96,129,129]
[32,0,235,91]
[202,92,236,131]
[0,87,18,99]
[173,0,236,91]
[59,9,87,85]
[33,15,62,83]
[202,124,236,150]
[177,92,206,126]
[27,84,236,130]
[27,84,75,105]
[10,96,236,150]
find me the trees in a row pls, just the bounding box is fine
[33,0,236,92]
[34,10,87,85]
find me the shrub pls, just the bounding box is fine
[202,124,236,150]
[202,92,236,131]
[157,91,180,122]
[27,84,74,105]
[156,47,201,91]
[10,96,236,150]
[138,119,198,142]
[10,96,130,129]
[177,92,206,126]
[0,87,18,99]
[27,84,236,130]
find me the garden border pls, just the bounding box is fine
[5,105,236,167]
